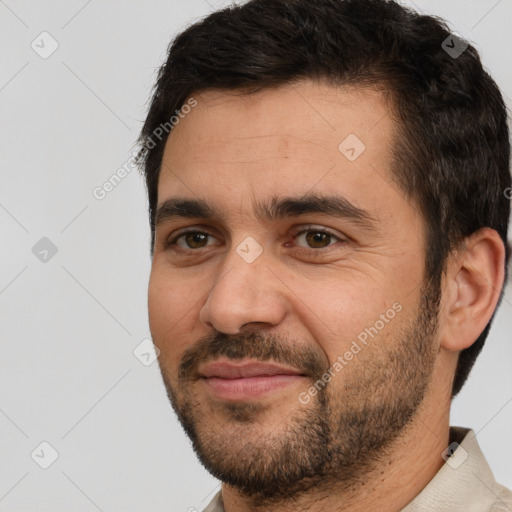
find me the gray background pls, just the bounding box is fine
[0,1,511,510]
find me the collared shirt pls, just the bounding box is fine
[202,426,512,511]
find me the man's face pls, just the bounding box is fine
[148,81,439,500]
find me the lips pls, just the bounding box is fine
[198,360,306,401]
[199,360,304,379]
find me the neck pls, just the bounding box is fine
[221,387,451,512]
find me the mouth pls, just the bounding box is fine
[198,359,307,401]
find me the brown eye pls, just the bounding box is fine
[295,229,340,249]
[170,231,217,250]
[184,232,208,248]
[305,231,332,248]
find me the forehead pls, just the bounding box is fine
[157,80,399,218]
[165,80,393,157]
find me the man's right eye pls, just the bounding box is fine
[166,230,220,251]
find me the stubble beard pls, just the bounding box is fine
[157,284,440,506]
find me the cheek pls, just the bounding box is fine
[148,268,199,363]
[289,274,397,362]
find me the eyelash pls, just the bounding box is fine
[165,226,345,253]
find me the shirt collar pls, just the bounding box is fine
[400,426,507,511]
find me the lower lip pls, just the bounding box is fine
[201,375,305,401]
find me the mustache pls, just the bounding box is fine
[178,331,328,383]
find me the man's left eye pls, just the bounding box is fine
[293,229,342,249]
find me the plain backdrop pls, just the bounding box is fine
[0,1,511,511]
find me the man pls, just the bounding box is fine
[137,0,512,510]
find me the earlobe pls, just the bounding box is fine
[439,228,505,352]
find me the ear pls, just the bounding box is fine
[439,228,506,352]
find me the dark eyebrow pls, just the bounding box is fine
[258,194,377,230]
[154,193,378,231]
[155,198,216,227]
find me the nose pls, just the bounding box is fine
[199,248,289,335]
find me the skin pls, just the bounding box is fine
[148,80,505,511]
